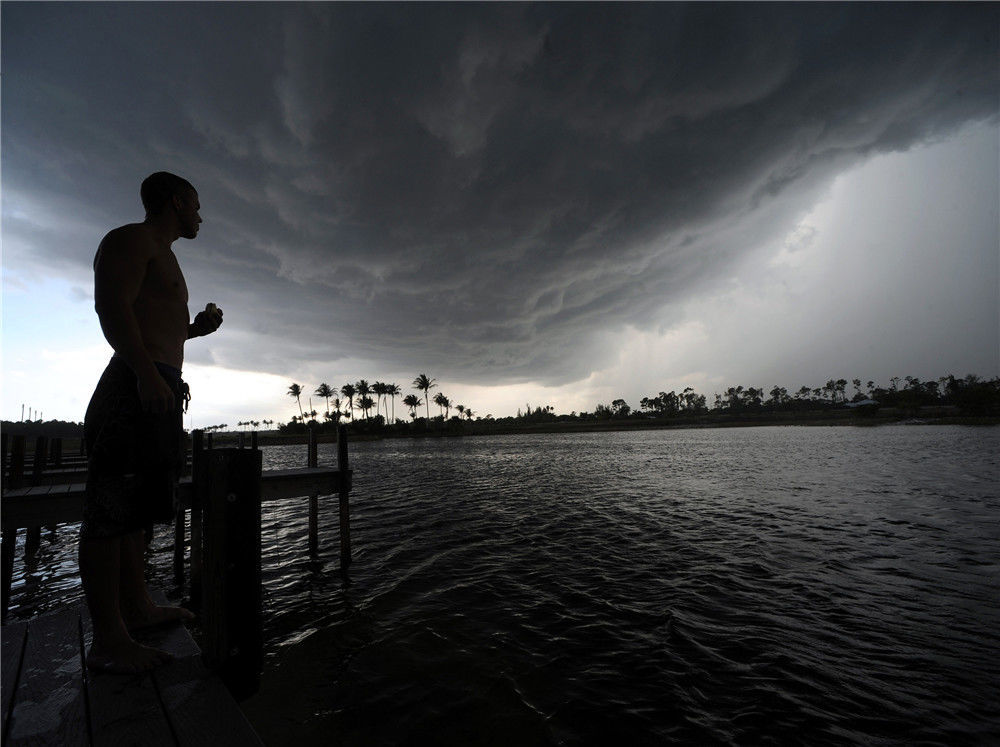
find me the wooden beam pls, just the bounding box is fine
[1,468,347,531]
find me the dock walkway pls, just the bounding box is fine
[1,594,262,746]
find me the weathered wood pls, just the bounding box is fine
[6,435,25,489]
[202,449,263,699]
[3,437,26,618]
[338,425,352,568]
[190,431,205,611]
[81,592,232,746]
[1,530,16,621]
[237,432,245,449]
[2,469,344,531]
[153,657,264,746]
[250,431,258,451]
[1,623,27,742]
[51,438,63,468]
[5,608,88,746]
[173,509,186,587]
[87,671,175,747]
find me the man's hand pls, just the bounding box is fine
[190,302,223,338]
[137,371,175,414]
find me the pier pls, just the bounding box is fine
[1,427,352,744]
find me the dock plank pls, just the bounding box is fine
[154,657,263,746]
[2,623,27,740]
[87,671,174,747]
[5,608,88,746]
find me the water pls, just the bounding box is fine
[6,426,1000,744]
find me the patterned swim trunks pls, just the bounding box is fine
[82,356,189,539]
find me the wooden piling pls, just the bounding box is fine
[308,429,318,555]
[251,430,259,451]
[201,448,263,699]
[2,436,26,618]
[51,437,63,468]
[25,437,48,557]
[173,505,186,586]
[337,425,352,568]
[1,432,8,465]
[238,432,246,449]
[190,430,205,609]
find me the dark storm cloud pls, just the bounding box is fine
[3,3,997,383]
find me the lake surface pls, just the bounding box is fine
[7,426,1000,744]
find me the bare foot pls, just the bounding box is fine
[86,638,172,674]
[123,603,195,632]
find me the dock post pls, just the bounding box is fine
[308,429,318,556]
[190,430,205,609]
[251,430,259,451]
[238,432,246,449]
[1,432,8,466]
[25,437,48,557]
[337,425,351,568]
[173,504,186,587]
[2,435,26,618]
[51,437,63,468]
[202,448,263,699]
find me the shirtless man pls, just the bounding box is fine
[81,172,223,673]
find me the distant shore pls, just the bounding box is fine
[3,408,996,453]
[213,408,1000,447]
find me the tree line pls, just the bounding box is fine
[266,371,997,434]
[600,373,1000,419]
[281,374,476,431]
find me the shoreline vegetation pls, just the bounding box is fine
[5,373,998,449]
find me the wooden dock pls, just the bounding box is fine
[1,427,354,743]
[1,594,262,745]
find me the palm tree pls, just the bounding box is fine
[355,380,372,421]
[456,404,465,419]
[340,383,356,421]
[464,408,474,420]
[433,392,450,419]
[357,395,375,420]
[315,383,334,417]
[413,374,436,420]
[387,383,401,423]
[403,394,421,419]
[288,383,304,420]
[372,382,386,421]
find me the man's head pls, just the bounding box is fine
[140,172,201,239]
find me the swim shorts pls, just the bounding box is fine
[82,356,189,539]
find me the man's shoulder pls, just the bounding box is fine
[97,223,158,259]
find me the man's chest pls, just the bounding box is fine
[143,252,189,303]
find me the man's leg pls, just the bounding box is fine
[118,529,194,629]
[79,531,171,673]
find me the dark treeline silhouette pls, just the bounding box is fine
[603,374,999,420]
[270,372,998,439]
[1,419,84,438]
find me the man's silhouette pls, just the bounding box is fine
[81,172,222,673]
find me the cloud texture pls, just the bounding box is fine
[3,3,998,389]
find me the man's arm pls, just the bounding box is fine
[188,302,223,339]
[93,228,175,414]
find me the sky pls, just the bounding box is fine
[2,3,998,427]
